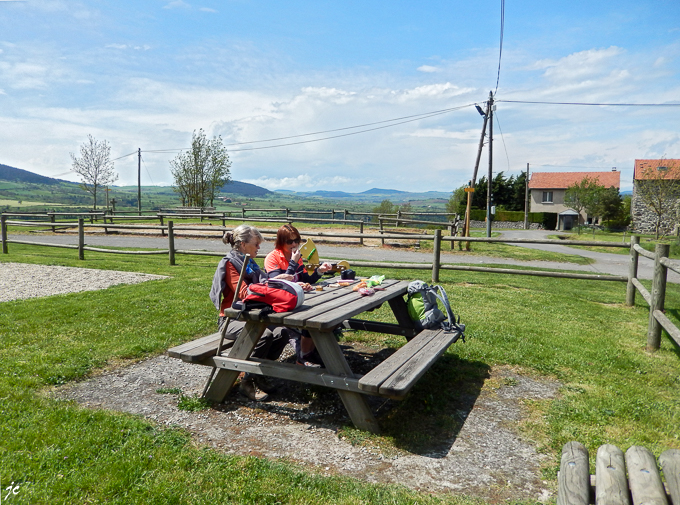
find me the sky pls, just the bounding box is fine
[0,0,679,193]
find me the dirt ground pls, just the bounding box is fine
[56,345,560,503]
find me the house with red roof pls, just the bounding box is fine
[632,159,680,235]
[528,170,621,230]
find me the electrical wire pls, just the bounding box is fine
[111,151,138,161]
[140,155,155,186]
[497,100,680,107]
[494,0,504,96]
[494,111,511,172]
[142,103,475,154]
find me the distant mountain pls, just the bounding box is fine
[0,163,273,196]
[220,180,272,196]
[360,188,408,195]
[0,163,71,185]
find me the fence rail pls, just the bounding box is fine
[2,213,679,354]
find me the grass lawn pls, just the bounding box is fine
[1,243,679,504]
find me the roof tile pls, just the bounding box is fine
[528,171,620,189]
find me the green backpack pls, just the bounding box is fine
[406,280,465,337]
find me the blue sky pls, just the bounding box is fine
[0,0,678,193]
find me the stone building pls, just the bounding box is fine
[528,170,621,230]
[631,159,680,235]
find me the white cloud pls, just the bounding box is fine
[417,65,439,73]
[163,0,190,9]
[200,7,217,13]
[243,174,353,190]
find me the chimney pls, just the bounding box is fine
[612,167,617,171]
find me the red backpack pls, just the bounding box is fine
[235,279,305,314]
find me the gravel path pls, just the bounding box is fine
[0,262,167,302]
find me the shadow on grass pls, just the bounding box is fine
[661,308,680,359]
[373,352,490,457]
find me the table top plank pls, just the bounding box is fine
[303,280,409,329]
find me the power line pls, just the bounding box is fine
[497,100,680,107]
[494,0,505,96]
[142,103,475,154]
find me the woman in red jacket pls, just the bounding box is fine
[264,224,333,366]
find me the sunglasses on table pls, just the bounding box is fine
[286,238,301,245]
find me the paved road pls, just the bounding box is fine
[7,229,675,282]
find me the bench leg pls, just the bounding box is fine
[308,329,381,434]
[204,321,268,403]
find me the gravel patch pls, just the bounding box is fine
[0,262,167,302]
[57,354,559,502]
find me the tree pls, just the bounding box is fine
[170,129,232,207]
[372,199,394,222]
[446,186,467,218]
[564,176,602,233]
[635,163,680,239]
[70,135,118,209]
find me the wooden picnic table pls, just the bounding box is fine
[168,278,463,433]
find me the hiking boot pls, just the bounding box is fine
[253,375,278,394]
[296,348,325,368]
[239,377,269,401]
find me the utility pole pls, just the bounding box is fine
[464,101,491,250]
[485,91,494,237]
[524,163,530,229]
[137,148,141,216]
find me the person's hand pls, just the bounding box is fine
[291,248,302,263]
[317,262,333,274]
[274,273,294,281]
[298,282,312,291]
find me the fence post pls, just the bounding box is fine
[241,208,246,220]
[626,236,640,306]
[379,218,385,246]
[432,229,442,283]
[78,218,85,260]
[647,243,669,352]
[168,220,175,266]
[50,213,56,233]
[1,215,7,254]
[159,214,165,236]
[200,208,204,222]
[396,210,401,228]
[222,212,226,228]
[359,221,364,246]
[449,224,455,250]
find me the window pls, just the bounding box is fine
[542,191,553,203]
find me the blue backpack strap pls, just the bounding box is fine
[431,285,465,339]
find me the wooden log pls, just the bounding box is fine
[625,445,668,505]
[653,310,680,348]
[632,278,652,305]
[78,218,84,260]
[647,244,669,352]
[595,444,631,505]
[558,441,590,505]
[432,229,441,283]
[626,236,640,306]
[659,449,680,505]
[1,215,7,254]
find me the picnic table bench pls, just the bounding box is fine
[168,278,464,433]
[558,441,680,505]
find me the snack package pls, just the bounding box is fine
[365,275,385,288]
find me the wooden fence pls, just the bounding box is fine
[558,441,680,505]
[3,213,680,353]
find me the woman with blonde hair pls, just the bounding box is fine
[209,224,293,401]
